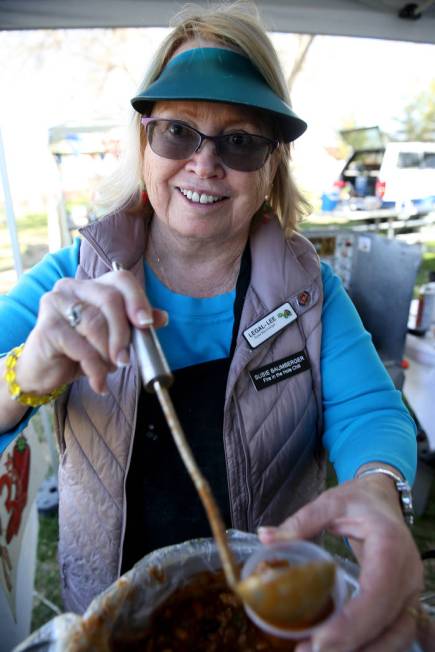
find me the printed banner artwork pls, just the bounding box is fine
[0,428,48,619]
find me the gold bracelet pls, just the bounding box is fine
[3,344,67,407]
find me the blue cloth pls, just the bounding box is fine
[145,263,235,370]
[0,238,416,485]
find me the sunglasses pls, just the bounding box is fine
[141,117,278,172]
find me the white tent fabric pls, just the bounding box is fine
[1,0,435,43]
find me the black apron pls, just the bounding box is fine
[121,246,251,572]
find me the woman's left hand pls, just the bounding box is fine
[258,475,424,652]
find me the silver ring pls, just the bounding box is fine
[66,302,83,329]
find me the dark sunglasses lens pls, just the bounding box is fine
[218,133,271,171]
[146,120,273,171]
[147,121,199,159]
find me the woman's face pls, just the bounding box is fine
[143,99,278,245]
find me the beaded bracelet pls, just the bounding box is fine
[3,344,67,408]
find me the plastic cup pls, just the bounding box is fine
[241,539,359,640]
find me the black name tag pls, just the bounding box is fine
[249,350,310,391]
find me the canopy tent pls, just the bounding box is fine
[49,122,121,152]
[1,0,435,43]
[48,121,122,243]
[1,0,434,280]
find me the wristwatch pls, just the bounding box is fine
[357,467,415,526]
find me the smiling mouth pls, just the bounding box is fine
[177,187,228,204]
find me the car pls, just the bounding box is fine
[327,128,435,216]
[376,141,435,216]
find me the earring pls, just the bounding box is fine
[140,182,148,205]
[261,196,274,222]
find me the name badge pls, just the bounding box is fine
[243,302,297,349]
[249,350,311,391]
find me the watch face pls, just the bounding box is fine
[397,481,414,525]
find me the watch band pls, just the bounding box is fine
[356,467,415,526]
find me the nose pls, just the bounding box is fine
[186,138,224,179]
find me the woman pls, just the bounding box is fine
[0,3,427,651]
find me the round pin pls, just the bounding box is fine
[297,291,310,306]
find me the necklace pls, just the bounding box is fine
[147,228,242,296]
[148,232,171,289]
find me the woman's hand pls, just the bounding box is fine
[258,475,424,652]
[12,270,167,397]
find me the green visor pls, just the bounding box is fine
[131,48,307,143]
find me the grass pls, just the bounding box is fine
[416,244,435,287]
[32,514,62,630]
[0,213,49,294]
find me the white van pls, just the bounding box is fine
[335,130,435,216]
[375,142,435,215]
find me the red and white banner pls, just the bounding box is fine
[0,430,48,619]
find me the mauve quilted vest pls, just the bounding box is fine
[54,208,325,613]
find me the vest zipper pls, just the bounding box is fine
[116,360,141,577]
[222,403,236,529]
[233,395,254,532]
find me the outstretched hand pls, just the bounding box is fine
[259,475,424,652]
[16,269,168,396]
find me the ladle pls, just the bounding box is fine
[114,262,335,629]
[237,559,336,628]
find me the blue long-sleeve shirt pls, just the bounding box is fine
[0,239,417,484]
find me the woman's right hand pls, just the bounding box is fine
[12,269,167,397]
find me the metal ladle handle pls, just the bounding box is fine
[112,261,173,391]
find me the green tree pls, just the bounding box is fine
[394,80,435,141]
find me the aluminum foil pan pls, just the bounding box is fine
[13,530,259,652]
[13,530,422,652]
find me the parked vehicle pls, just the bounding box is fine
[375,141,435,216]
[335,147,384,211]
[326,127,435,216]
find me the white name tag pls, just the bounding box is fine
[243,302,297,349]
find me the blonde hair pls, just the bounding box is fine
[97,1,310,233]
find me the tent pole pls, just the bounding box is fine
[0,128,23,279]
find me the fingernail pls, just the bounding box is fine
[257,526,277,537]
[295,643,317,652]
[278,522,298,538]
[116,348,130,368]
[311,639,337,652]
[161,310,169,327]
[258,525,297,542]
[137,309,153,326]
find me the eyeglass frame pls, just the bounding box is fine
[140,116,279,170]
